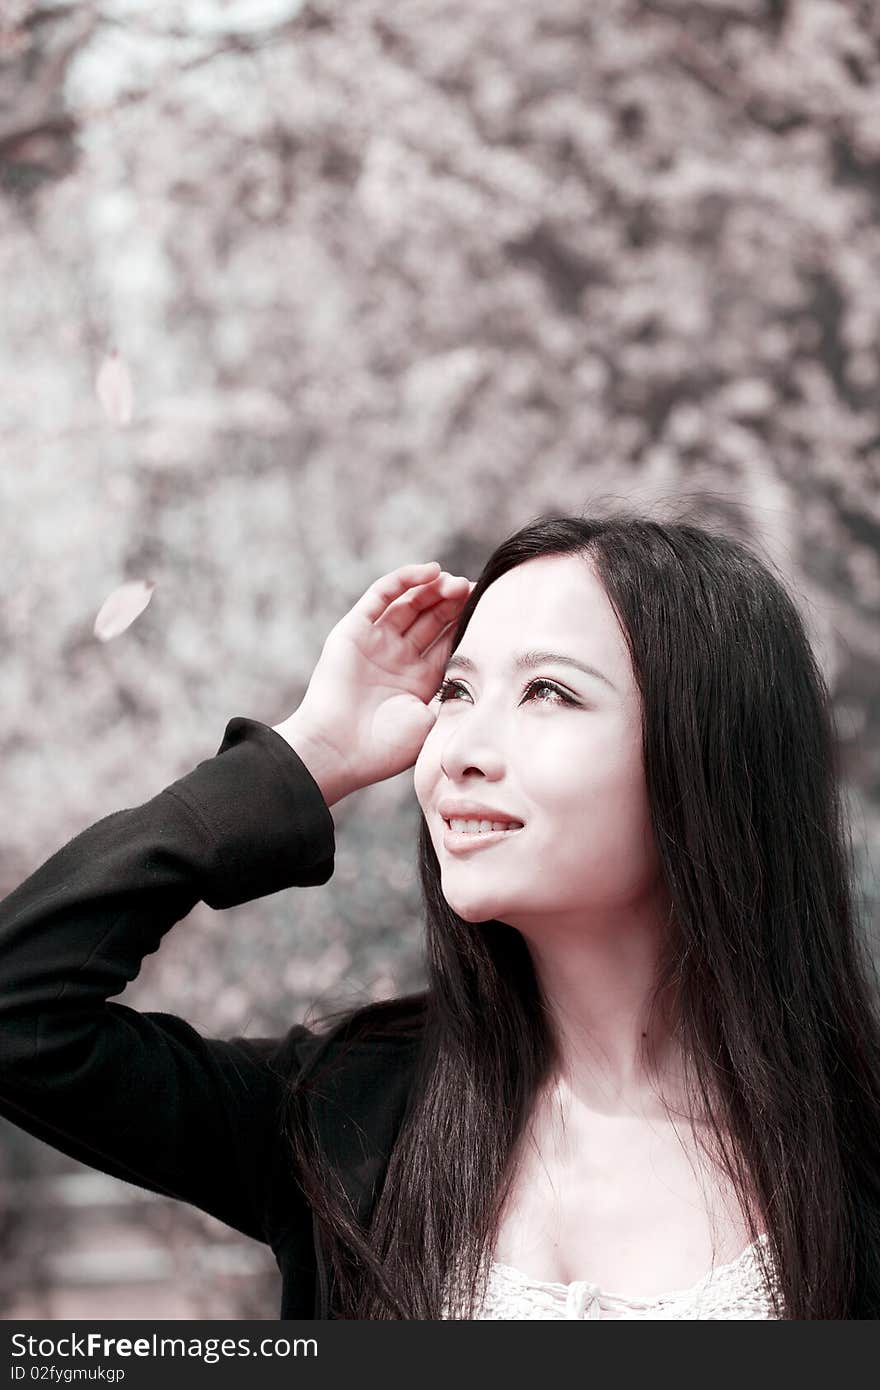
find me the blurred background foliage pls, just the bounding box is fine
[1,0,878,1317]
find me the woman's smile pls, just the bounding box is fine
[442,820,525,853]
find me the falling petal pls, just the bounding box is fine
[96,350,134,426]
[93,580,156,642]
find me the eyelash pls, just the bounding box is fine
[435,677,578,707]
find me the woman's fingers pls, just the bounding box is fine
[353,562,441,624]
[373,571,469,635]
[389,575,471,643]
[405,587,471,653]
[353,564,475,663]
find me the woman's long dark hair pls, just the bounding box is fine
[286,509,880,1319]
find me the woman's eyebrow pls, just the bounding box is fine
[444,650,617,691]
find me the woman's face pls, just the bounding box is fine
[413,553,662,935]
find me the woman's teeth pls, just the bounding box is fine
[447,819,521,834]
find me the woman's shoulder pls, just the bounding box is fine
[336,989,430,1043]
[266,990,428,1096]
[299,989,429,1066]
[218,991,428,1103]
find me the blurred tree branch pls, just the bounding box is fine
[0,1,309,178]
[0,5,96,162]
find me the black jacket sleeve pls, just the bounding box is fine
[0,717,336,1245]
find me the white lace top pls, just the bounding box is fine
[442,1234,782,1319]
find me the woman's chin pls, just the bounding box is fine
[441,889,507,924]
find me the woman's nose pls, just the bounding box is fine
[438,709,506,781]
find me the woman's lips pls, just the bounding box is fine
[441,819,524,854]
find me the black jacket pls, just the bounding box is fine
[0,717,426,1319]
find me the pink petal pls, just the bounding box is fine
[95,350,134,426]
[93,580,156,642]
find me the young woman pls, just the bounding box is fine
[1,512,879,1319]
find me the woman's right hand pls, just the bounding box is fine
[273,562,475,806]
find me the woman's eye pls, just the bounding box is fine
[526,679,573,705]
[435,678,464,702]
[434,677,575,706]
